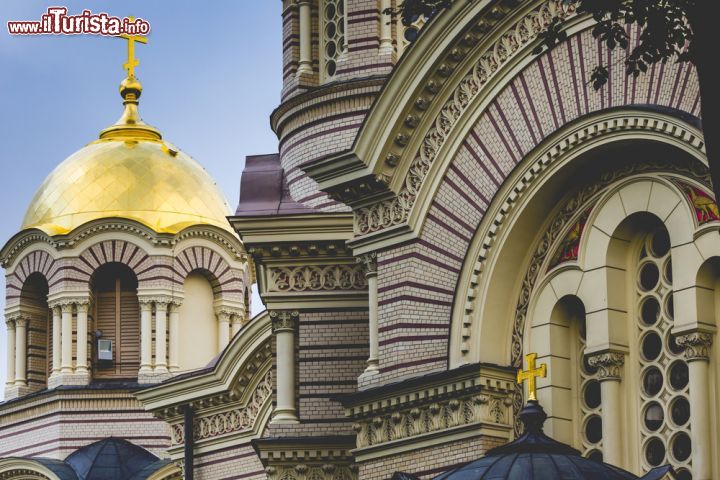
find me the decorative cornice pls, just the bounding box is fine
[138,295,178,306]
[253,436,358,480]
[270,310,299,333]
[676,332,714,361]
[587,352,625,380]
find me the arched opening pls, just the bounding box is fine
[177,270,217,371]
[91,263,140,380]
[695,257,720,327]
[19,273,50,391]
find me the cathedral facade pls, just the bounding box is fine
[1,1,716,479]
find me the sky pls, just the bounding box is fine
[0,2,282,395]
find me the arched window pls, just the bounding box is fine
[92,263,140,379]
[177,271,217,371]
[20,273,50,390]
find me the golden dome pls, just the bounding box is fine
[22,76,233,236]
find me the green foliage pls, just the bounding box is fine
[387,0,696,90]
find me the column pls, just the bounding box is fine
[5,319,16,386]
[379,0,393,53]
[139,300,153,375]
[230,312,243,338]
[588,352,625,467]
[14,317,28,386]
[297,1,313,76]
[677,332,713,480]
[155,301,169,374]
[60,304,73,374]
[217,310,231,352]
[51,306,61,375]
[168,302,181,373]
[75,302,89,375]
[270,310,299,423]
[358,253,379,379]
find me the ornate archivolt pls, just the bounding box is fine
[449,112,707,368]
[0,459,59,480]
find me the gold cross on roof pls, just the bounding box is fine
[119,18,147,78]
[517,353,547,401]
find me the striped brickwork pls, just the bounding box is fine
[373,25,701,382]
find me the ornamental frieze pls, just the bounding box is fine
[267,264,367,292]
[265,464,357,480]
[352,392,511,449]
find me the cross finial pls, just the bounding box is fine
[119,18,147,78]
[517,353,547,401]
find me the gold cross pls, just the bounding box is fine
[119,18,147,78]
[517,353,547,401]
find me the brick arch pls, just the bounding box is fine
[173,246,244,301]
[5,250,57,306]
[76,240,150,284]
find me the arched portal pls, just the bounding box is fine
[91,263,140,380]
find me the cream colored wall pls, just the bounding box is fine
[177,272,217,372]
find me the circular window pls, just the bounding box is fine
[585,415,602,444]
[668,332,683,355]
[675,469,692,480]
[642,332,663,361]
[672,432,691,462]
[664,258,673,283]
[640,297,661,326]
[325,3,336,19]
[670,396,691,426]
[404,26,420,43]
[643,402,664,431]
[665,294,675,320]
[325,22,336,38]
[639,262,660,291]
[326,40,337,58]
[645,437,666,466]
[669,361,689,391]
[583,380,601,409]
[651,230,671,257]
[326,60,336,77]
[643,367,663,396]
[587,450,603,462]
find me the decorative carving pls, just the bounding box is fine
[171,371,273,444]
[587,352,625,380]
[356,252,377,277]
[676,332,714,361]
[267,264,366,292]
[270,310,299,333]
[355,0,577,235]
[672,179,720,225]
[351,391,511,449]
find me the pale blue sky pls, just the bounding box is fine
[0,2,282,394]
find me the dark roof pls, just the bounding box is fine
[425,401,675,480]
[32,458,79,480]
[234,154,314,216]
[64,438,161,480]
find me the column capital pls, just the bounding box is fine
[215,306,244,319]
[676,331,714,361]
[138,295,175,308]
[13,317,29,328]
[48,296,90,310]
[5,317,16,328]
[76,303,90,314]
[270,310,299,333]
[60,303,74,314]
[356,252,378,278]
[587,352,625,380]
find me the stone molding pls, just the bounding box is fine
[47,296,91,309]
[343,364,515,453]
[254,437,358,480]
[138,295,178,306]
[267,264,367,292]
[353,0,577,236]
[676,331,714,361]
[587,352,625,381]
[270,310,299,333]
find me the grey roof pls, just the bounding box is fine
[64,438,160,480]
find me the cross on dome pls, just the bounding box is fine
[118,17,147,78]
[517,352,547,402]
